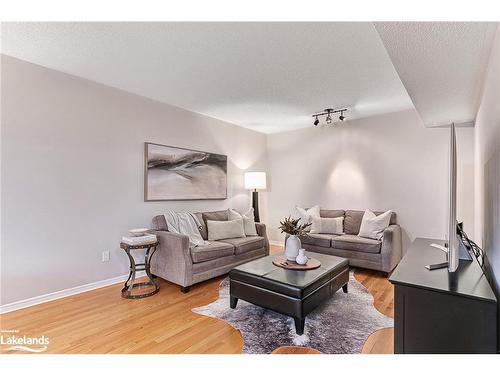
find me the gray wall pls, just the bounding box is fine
[266,109,475,252]
[0,56,268,305]
[0,52,484,309]
[474,26,500,344]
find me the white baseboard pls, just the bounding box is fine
[0,271,146,314]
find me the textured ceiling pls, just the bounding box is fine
[1,22,414,133]
[2,22,497,132]
[375,22,498,127]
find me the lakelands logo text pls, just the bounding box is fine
[0,330,49,353]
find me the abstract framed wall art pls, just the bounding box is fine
[144,142,227,201]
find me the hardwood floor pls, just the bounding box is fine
[353,268,395,354]
[0,246,394,354]
[361,328,394,354]
[353,268,394,318]
[1,275,242,354]
[272,346,321,354]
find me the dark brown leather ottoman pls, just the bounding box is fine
[229,252,349,335]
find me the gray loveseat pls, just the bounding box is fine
[299,209,402,274]
[151,210,269,292]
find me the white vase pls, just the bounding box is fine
[285,235,301,261]
[296,248,308,265]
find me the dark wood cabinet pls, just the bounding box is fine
[389,238,497,353]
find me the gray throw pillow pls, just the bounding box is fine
[310,216,344,235]
[207,218,246,241]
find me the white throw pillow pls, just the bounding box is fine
[295,205,320,232]
[207,218,246,241]
[228,208,258,236]
[358,209,392,240]
[310,216,344,235]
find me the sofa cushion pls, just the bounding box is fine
[152,215,168,231]
[320,209,345,218]
[190,241,234,263]
[219,236,265,255]
[199,210,228,239]
[300,233,337,248]
[331,234,382,254]
[202,210,228,222]
[344,210,397,235]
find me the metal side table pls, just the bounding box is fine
[120,240,160,299]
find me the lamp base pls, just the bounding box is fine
[252,190,260,223]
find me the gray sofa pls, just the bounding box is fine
[151,210,269,292]
[298,209,402,274]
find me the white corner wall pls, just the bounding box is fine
[0,55,268,306]
[266,109,475,251]
[474,26,500,297]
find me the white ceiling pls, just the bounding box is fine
[1,22,414,133]
[375,22,498,127]
[1,22,497,132]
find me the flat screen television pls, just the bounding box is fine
[447,122,459,272]
[426,123,469,272]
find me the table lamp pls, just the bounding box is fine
[244,172,266,222]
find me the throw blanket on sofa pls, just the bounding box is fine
[164,211,209,248]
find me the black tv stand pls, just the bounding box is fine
[389,238,497,353]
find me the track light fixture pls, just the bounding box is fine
[311,108,348,126]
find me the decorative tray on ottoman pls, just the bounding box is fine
[272,255,321,270]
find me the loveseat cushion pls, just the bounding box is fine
[331,234,382,254]
[300,233,338,248]
[190,241,234,263]
[219,236,265,255]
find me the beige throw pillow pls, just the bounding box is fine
[228,208,257,236]
[207,218,246,241]
[295,205,320,232]
[310,216,344,235]
[358,209,392,240]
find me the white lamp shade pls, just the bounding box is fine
[244,172,267,190]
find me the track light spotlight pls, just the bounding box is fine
[339,111,345,121]
[326,114,332,124]
[313,116,319,126]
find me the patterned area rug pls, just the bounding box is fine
[192,271,393,354]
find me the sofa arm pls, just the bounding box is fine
[150,230,193,287]
[381,224,403,273]
[255,223,270,255]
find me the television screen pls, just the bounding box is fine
[448,123,459,272]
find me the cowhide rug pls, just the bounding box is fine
[192,271,393,354]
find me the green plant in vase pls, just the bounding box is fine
[279,216,311,261]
